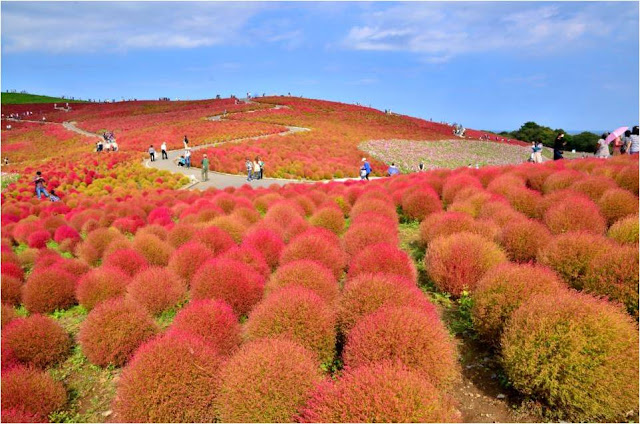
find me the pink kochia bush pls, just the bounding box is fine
[245,286,337,365]
[401,187,442,221]
[167,241,214,284]
[342,222,399,258]
[348,243,417,283]
[78,298,158,367]
[215,338,323,423]
[126,267,187,315]
[265,259,339,305]
[543,194,607,235]
[1,275,22,306]
[1,366,67,421]
[114,333,224,423]
[597,188,639,226]
[279,231,346,280]
[2,314,72,368]
[297,362,461,423]
[424,232,507,297]
[76,266,131,311]
[338,273,437,334]
[167,299,242,355]
[191,258,265,316]
[219,245,270,278]
[102,248,149,277]
[343,306,458,388]
[241,228,285,270]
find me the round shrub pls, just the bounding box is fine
[78,298,158,367]
[167,241,214,284]
[194,225,235,255]
[210,216,248,243]
[339,272,437,333]
[136,224,168,240]
[478,200,527,226]
[102,248,149,277]
[298,362,461,423]
[167,299,241,355]
[348,243,417,283]
[584,245,639,316]
[542,169,584,194]
[607,214,639,244]
[1,304,17,329]
[309,207,345,235]
[2,314,71,369]
[349,198,397,222]
[167,223,196,248]
[76,266,130,311]
[280,232,346,280]
[191,258,265,317]
[126,266,187,315]
[114,333,223,423]
[471,263,566,345]
[501,291,639,422]
[419,211,475,245]
[615,164,639,194]
[26,230,51,249]
[401,188,442,221]
[570,175,618,202]
[245,286,336,364]
[265,260,339,305]
[502,186,543,219]
[350,211,398,230]
[2,261,24,281]
[538,232,613,290]
[215,338,323,423]
[132,232,173,266]
[424,232,507,297]
[543,194,606,235]
[241,228,285,270]
[219,245,270,278]
[22,269,76,314]
[77,227,124,266]
[343,306,458,388]
[1,408,41,423]
[1,366,67,421]
[598,188,639,226]
[342,222,398,258]
[1,275,22,306]
[441,173,483,205]
[498,218,552,263]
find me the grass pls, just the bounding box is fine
[2,92,88,104]
[1,173,20,190]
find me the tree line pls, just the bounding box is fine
[498,121,599,153]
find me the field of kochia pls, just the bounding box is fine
[1,96,638,423]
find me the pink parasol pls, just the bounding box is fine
[605,126,628,144]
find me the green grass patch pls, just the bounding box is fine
[1,173,19,190]
[50,305,88,336]
[2,92,88,104]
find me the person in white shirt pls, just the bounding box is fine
[185,149,192,168]
[161,142,168,160]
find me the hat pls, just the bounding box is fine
[362,158,366,162]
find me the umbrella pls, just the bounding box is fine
[605,126,628,144]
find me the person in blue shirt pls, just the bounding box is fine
[361,158,371,181]
[387,163,400,176]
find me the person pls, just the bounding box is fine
[111,140,118,152]
[3,157,9,165]
[612,134,623,156]
[361,158,371,181]
[5,124,11,130]
[387,163,399,176]
[258,157,264,179]
[201,154,210,182]
[148,145,156,162]
[178,156,186,167]
[418,162,425,172]
[161,141,168,160]
[97,139,104,153]
[529,142,536,162]
[253,157,261,180]
[185,148,191,168]
[183,135,189,149]
[245,158,253,181]
[534,141,544,163]
[595,133,611,158]
[629,126,639,155]
[553,132,566,160]
[49,189,61,202]
[621,130,632,154]
[34,171,50,199]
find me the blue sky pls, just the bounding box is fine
[2,1,638,132]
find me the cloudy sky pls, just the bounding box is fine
[2,1,638,131]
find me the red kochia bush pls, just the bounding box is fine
[607,214,639,244]
[2,304,17,329]
[424,232,507,297]
[1,366,67,421]
[22,269,76,314]
[265,260,339,305]
[419,211,475,245]
[102,248,149,277]
[167,299,241,355]
[1,408,41,423]
[2,314,71,368]
[76,266,131,311]
[542,169,584,194]
[297,362,461,423]
[598,188,639,226]
[471,263,566,345]
[348,243,417,283]
[194,225,236,255]
[349,198,397,222]
[167,241,215,284]
[615,164,639,194]
[343,306,458,388]
[498,218,552,263]
[78,298,158,367]
[215,338,323,423]
[167,223,196,248]
[77,227,124,266]
[1,275,22,306]
[442,173,483,205]
[543,195,607,235]
[2,261,24,281]
[132,233,173,266]
[114,333,223,423]
[26,230,51,249]
[241,228,285,270]
[538,232,613,290]
[570,175,618,202]
[191,258,265,316]
[584,245,639,317]
[245,286,336,364]
[401,187,442,221]
[53,224,81,244]
[339,273,438,334]
[280,232,346,280]
[309,206,345,235]
[342,222,399,258]
[126,267,187,315]
[219,245,270,278]
[501,291,639,422]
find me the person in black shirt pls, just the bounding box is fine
[553,132,566,160]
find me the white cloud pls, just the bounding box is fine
[341,2,637,62]
[1,2,300,53]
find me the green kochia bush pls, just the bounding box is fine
[501,291,639,422]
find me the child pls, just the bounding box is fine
[49,190,61,202]
[178,156,186,167]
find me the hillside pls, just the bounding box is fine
[1,92,88,104]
